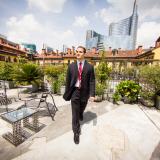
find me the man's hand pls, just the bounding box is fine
[89,96,95,102]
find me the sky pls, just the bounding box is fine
[0,0,160,52]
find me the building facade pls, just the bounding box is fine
[0,34,28,62]
[34,37,160,70]
[20,43,37,54]
[136,37,160,66]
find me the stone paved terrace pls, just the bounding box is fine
[0,88,160,160]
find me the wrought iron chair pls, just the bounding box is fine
[17,85,58,121]
[0,92,13,112]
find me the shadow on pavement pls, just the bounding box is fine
[150,141,160,160]
[80,111,97,126]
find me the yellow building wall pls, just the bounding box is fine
[153,47,160,60]
[63,58,75,64]
[0,53,18,62]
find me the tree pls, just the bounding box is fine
[96,61,111,85]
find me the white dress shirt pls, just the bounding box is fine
[75,60,85,87]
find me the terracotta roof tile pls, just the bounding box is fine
[34,54,62,59]
[34,49,148,59]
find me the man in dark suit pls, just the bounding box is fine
[63,46,95,144]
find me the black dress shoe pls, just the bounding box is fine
[74,133,79,144]
[79,114,83,121]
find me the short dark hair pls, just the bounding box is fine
[77,46,86,53]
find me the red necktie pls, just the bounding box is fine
[78,62,82,88]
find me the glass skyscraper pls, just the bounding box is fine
[86,0,138,50]
[21,43,37,54]
[86,30,105,51]
[106,0,138,50]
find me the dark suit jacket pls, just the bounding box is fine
[63,60,95,101]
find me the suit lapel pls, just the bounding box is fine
[74,61,78,80]
[82,60,88,76]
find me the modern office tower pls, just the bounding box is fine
[105,0,138,50]
[86,0,138,51]
[46,46,53,53]
[86,30,105,51]
[21,43,37,54]
[63,44,68,53]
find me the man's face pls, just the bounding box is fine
[76,47,85,60]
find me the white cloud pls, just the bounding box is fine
[95,8,122,25]
[73,16,89,28]
[106,0,160,22]
[27,0,67,13]
[6,14,78,51]
[6,14,42,43]
[96,0,160,25]
[137,22,160,48]
[95,0,133,25]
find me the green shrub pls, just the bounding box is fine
[139,65,160,93]
[96,83,105,96]
[12,63,44,86]
[0,62,15,81]
[45,65,67,94]
[113,91,121,102]
[113,80,141,103]
[138,65,160,107]
[58,73,66,86]
[95,62,111,85]
[44,65,66,79]
[52,80,61,94]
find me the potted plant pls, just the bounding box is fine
[139,90,154,107]
[113,80,141,104]
[58,73,66,95]
[12,63,44,92]
[44,65,67,94]
[95,61,111,100]
[95,83,105,102]
[139,65,160,108]
[95,61,111,84]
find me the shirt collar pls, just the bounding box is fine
[77,60,85,65]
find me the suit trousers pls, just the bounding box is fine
[71,88,88,134]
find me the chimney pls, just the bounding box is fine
[0,38,2,44]
[91,47,97,54]
[118,48,121,52]
[137,46,143,53]
[67,48,71,55]
[16,44,20,49]
[56,49,59,56]
[112,49,118,56]
[72,46,75,55]
[42,48,46,54]
[109,47,112,51]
